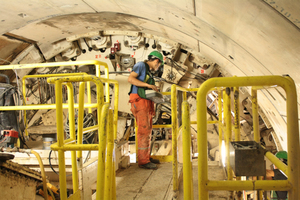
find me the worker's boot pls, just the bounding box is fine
[150,157,160,164]
[139,162,158,169]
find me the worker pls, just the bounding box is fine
[266,151,288,200]
[128,50,164,169]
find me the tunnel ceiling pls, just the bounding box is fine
[1,0,300,150]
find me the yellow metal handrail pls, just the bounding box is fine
[170,85,218,191]
[194,76,299,200]
[48,74,117,200]
[21,73,89,136]
[0,60,112,137]
[182,101,193,200]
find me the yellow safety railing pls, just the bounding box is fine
[0,61,119,199]
[21,73,88,136]
[0,60,111,137]
[183,75,300,200]
[182,101,194,200]
[48,74,118,200]
[134,85,217,194]
[169,85,218,192]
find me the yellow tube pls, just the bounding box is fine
[22,78,28,136]
[50,143,99,151]
[66,83,79,192]
[104,109,114,200]
[197,76,300,200]
[284,76,300,199]
[96,77,119,140]
[135,119,138,163]
[112,158,116,200]
[182,101,193,200]
[87,81,92,113]
[161,92,171,95]
[76,82,85,159]
[152,124,172,128]
[83,125,99,134]
[197,87,209,200]
[171,84,178,191]
[113,82,119,140]
[207,180,291,191]
[95,63,110,103]
[224,88,233,180]
[96,103,110,200]
[265,152,288,176]
[233,87,240,141]
[251,88,263,199]
[0,103,98,111]
[183,91,187,101]
[218,89,223,166]
[252,88,259,142]
[53,81,68,200]
[31,150,48,200]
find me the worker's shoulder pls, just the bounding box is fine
[133,61,146,72]
[134,61,146,68]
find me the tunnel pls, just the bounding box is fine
[0,1,299,200]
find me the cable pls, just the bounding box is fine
[48,150,72,177]
[64,112,96,143]
[165,57,207,81]
[31,150,49,200]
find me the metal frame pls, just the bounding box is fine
[0,60,119,200]
[48,74,118,200]
[0,60,111,136]
[191,76,299,200]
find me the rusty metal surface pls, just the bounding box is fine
[0,160,43,181]
[0,152,15,161]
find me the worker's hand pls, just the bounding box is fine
[147,84,159,92]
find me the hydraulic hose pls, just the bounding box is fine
[31,150,48,200]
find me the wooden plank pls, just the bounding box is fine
[80,157,98,200]
[115,164,155,200]
[135,163,173,200]
[27,124,57,134]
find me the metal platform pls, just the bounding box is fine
[115,162,179,200]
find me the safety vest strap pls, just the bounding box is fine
[128,62,155,99]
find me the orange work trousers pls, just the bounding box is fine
[129,93,154,165]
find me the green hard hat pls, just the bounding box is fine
[148,51,164,66]
[276,151,288,160]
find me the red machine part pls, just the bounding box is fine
[114,43,120,51]
[3,130,18,138]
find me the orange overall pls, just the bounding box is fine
[129,93,154,165]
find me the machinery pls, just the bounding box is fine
[0,129,18,148]
[0,74,20,148]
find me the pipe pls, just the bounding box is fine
[218,89,223,166]
[182,101,194,200]
[30,150,49,200]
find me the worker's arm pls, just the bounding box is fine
[128,71,158,91]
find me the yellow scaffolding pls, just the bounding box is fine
[48,74,118,200]
[180,75,299,199]
[0,60,111,136]
[137,85,217,193]
[0,60,118,200]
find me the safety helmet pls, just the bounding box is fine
[148,51,164,66]
[275,151,287,159]
[276,151,288,165]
